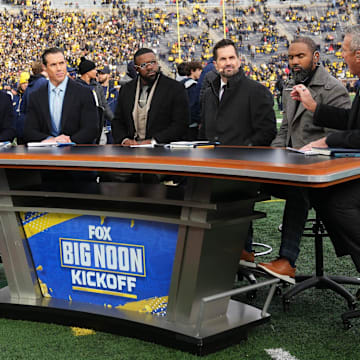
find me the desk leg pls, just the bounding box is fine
[0,170,41,301]
[167,178,256,325]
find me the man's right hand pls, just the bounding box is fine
[122,139,139,146]
[291,85,317,112]
[42,135,72,143]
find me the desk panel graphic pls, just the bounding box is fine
[21,212,178,308]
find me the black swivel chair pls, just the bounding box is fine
[283,214,360,310]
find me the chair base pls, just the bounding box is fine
[342,309,360,329]
[283,274,360,311]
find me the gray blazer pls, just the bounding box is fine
[272,65,351,148]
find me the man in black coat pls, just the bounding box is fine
[200,39,276,146]
[200,38,276,273]
[24,47,99,144]
[294,25,360,272]
[0,92,16,142]
[112,48,189,145]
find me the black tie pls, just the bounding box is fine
[220,84,226,101]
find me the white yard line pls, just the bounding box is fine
[266,348,300,360]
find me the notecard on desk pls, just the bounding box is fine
[165,141,220,149]
[286,147,319,156]
[27,142,75,147]
[0,141,12,149]
[129,144,155,148]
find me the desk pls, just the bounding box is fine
[0,145,358,355]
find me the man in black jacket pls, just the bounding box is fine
[294,25,360,272]
[112,48,188,145]
[200,39,276,146]
[200,38,276,270]
[76,57,113,144]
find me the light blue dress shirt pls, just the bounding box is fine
[48,77,68,136]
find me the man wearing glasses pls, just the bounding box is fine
[112,48,189,145]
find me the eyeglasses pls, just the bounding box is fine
[135,60,157,69]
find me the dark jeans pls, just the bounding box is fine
[245,184,310,267]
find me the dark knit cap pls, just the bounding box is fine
[78,57,96,75]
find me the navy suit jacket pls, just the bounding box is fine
[24,78,99,144]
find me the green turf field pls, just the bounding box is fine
[0,200,358,360]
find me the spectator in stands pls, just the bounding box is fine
[182,61,202,140]
[255,37,351,283]
[0,91,16,142]
[11,71,29,142]
[17,61,48,144]
[24,47,99,144]
[275,73,287,112]
[176,62,188,81]
[76,57,113,144]
[112,48,189,145]
[98,65,118,143]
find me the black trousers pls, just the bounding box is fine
[311,179,360,273]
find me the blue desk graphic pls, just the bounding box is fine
[22,212,178,311]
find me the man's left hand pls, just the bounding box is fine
[300,137,328,152]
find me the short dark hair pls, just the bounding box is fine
[133,48,155,65]
[42,47,65,65]
[213,39,238,60]
[177,62,189,76]
[291,37,319,54]
[187,61,202,73]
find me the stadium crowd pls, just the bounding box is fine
[0,0,358,93]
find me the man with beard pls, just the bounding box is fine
[255,37,351,283]
[112,48,188,145]
[292,25,360,274]
[200,38,276,274]
[200,39,276,146]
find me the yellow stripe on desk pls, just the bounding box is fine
[72,286,137,299]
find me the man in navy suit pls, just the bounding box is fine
[24,47,99,144]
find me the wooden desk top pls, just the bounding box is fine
[1,145,360,187]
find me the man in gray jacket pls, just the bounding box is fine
[247,37,351,283]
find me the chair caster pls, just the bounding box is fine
[247,290,257,301]
[343,320,353,330]
[283,298,290,312]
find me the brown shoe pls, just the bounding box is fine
[239,249,256,268]
[258,258,296,284]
